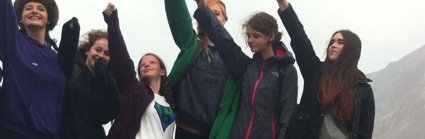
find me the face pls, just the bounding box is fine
[328,32,345,61]
[209,3,226,26]
[139,55,166,80]
[21,2,48,30]
[246,26,274,53]
[85,38,110,69]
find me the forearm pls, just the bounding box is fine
[58,18,80,79]
[104,10,137,92]
[194,7,252,80]
[0,0,19,59]
[165,0,198,48]
[278,4,320,77]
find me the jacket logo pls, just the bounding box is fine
[32,62,39,67]
[270,71,279,77]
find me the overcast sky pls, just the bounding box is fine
[34,0,423,99]
[11,0,424,97]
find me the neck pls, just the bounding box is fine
[25,27,47,45]
[261,44,275,60]
[149,78,162,95]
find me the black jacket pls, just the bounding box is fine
[278,4,375,139]
[60,59,120,139]
[194,7,298,139]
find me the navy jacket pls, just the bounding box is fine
[194,7,298,139]
[278,4,375,139]
[0,0,78,138]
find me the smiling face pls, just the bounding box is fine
[246,25,274,53]
[139,55,166,81]
[21,2,48,31]
[328,32,345,61]
[85,38,110,69]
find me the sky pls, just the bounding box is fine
[8,0,425,96]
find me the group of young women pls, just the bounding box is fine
[0,0,375,139]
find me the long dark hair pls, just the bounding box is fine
[319,30,364,124]
[137,53,174,107]
[14,0,59,50]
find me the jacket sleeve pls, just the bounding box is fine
[164,0,199,51]
[358,84,375,139]
[194,7,252,80]
[278,4,321,80]
[277,64,298,139]
[58,18,80,80]
[0,0,19,61]
[90,60,121,124]
[104,10,139,96]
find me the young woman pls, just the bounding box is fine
[60,30,120,139]
[0,0,79,138]
[164,0,240,138]
[276,0,375,139]
[102,4,175,139]
[194,0,298,138]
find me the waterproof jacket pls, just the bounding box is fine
[0,0,79,137]
[60,59,120,139]
[194,7,298,139]
[103,10,158,139]
[165,0,241,138]
[278,4,375,139]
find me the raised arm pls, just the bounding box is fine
[90,60,121,124]
[0,0,20,60]
[58,17,80,80]
[277,64,298,139]
[277,0,321,79]
[193,2,252,80]
[164,0,199,50]
[103,4,138,94]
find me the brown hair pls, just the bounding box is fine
[14,0,59,50]
[77,30,108,61]
[319,30,363,124]
[243,12,282,46]
[137,53,174,107]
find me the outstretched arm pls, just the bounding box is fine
[164,0,199,50]
[90,59,121,124]
[103,4,138,94]
[58,18,80,80]
[0,0,20,60]
[194,0,252,80]
[277,0,321,79]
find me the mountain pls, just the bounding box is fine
[369,45,425,139]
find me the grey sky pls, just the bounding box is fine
[45,0,425,74]
[39,0,425,100]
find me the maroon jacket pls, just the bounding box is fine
[104,10,154,139]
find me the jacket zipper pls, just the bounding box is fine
[272,119,277,139]
[245,68,265,139]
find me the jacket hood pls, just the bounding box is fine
[253,41,295,64]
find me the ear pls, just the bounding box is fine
[269,33,276,42]
[160,69,166,77]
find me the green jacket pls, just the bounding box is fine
[164,0,240,138]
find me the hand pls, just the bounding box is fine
[195,0,208,9]
[277,0,289,11]
[104,3,117,16]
